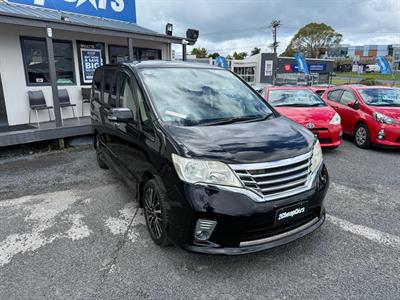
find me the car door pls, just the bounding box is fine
[96,67,124,170]
[325,89,343,110]
[338,90,359,135]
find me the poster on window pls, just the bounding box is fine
[265,60,273,76]
[81,49,103,84]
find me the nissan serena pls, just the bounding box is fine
[91,61,329,255]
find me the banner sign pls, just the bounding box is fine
[375,56,392,75]
[294,53,309,74]
[7,0,136,23]
[215,56,228,69]
[81,49,102,84]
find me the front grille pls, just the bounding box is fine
[242,208,319,242]
[230,152,312,200]
[319,138,332,144]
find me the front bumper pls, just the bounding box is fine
[166,164,329,255]
[311,125,342,148]
[370,124,400,147]
[187,212,325,255]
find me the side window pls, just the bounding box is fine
[340,91,357,105]
[117,72,136,116]
[103,69,117,107]
[92,69,102,101]
[136,83,153,133]
[327,90,343,102]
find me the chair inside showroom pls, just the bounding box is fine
[58,89,80,121]
[28,90,54,128]
[81,87,91,117]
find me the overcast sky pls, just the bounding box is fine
[136,0,400,56]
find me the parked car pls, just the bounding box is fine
[250,83,273,97]
[321,85,400,148]
[309,84,335,97]
[263,86,342,149]
[365,64,380,73]
[91,61,329,255]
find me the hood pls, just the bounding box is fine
[372,107,400,121]
[274,106,337,128]
[163,116,314,164]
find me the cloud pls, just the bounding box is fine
[136,0,400,56]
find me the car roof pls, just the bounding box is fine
[267,86,312,91]
[332,85,395,91]
[104,60,223,70]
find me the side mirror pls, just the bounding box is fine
[348,101,359,110]
[107,108,134,123]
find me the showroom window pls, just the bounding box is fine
[108,45,161,63]
[109,45,132,63]
[21,37,75,86]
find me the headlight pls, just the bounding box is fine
[373,112,397,124]
[310,140,323,173]
[329,113,341,125]
[172,154,243,187]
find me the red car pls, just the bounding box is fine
[322,85,400,148]
[263,86,342,148]
[309,85,335,97]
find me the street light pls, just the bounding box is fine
[166,23,173,36]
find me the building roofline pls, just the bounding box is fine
[0,2,187,44]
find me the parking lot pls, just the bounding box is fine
[0,139,399,300]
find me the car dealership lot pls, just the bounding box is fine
[0,142,399,300]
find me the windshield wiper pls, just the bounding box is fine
[200,113,273,126]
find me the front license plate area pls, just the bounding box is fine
[275,202,307,226]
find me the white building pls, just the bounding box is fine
[0,1,189,146]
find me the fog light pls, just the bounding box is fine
[378,129,385,140]
[194,219,217,241]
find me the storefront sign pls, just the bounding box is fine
[81,49,102,84]
[285,63,327,73]
[8,0,136,23]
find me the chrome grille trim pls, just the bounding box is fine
[230,152,314,201]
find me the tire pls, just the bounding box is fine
[94,134,108,169]
[143,179,171,247]
[354,124,370,148]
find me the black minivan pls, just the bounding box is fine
[91,61,329,255]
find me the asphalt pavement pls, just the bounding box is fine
[0,140,399,300]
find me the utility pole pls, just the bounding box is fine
[270,20,281,85]
[270,20,281,54]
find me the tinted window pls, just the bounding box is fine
[53,40,75,85]
[327,90,343,102]
[140,68,272,126]
[109,45,132,64]
[103,69,117,107]
[117,73,136,116]
[340,91,357,105]
[136,83,153,133]
[21,38,75,85]
[92,69,103,101]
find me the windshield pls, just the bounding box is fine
[268,89,327,107]
[139,68,273,126]
[359,88,400,107]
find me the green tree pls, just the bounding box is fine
[208,52,221,59]
[232,51,248,60]
[191,47,208,58]
[281,23,342,58]
[251,47,261,56]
